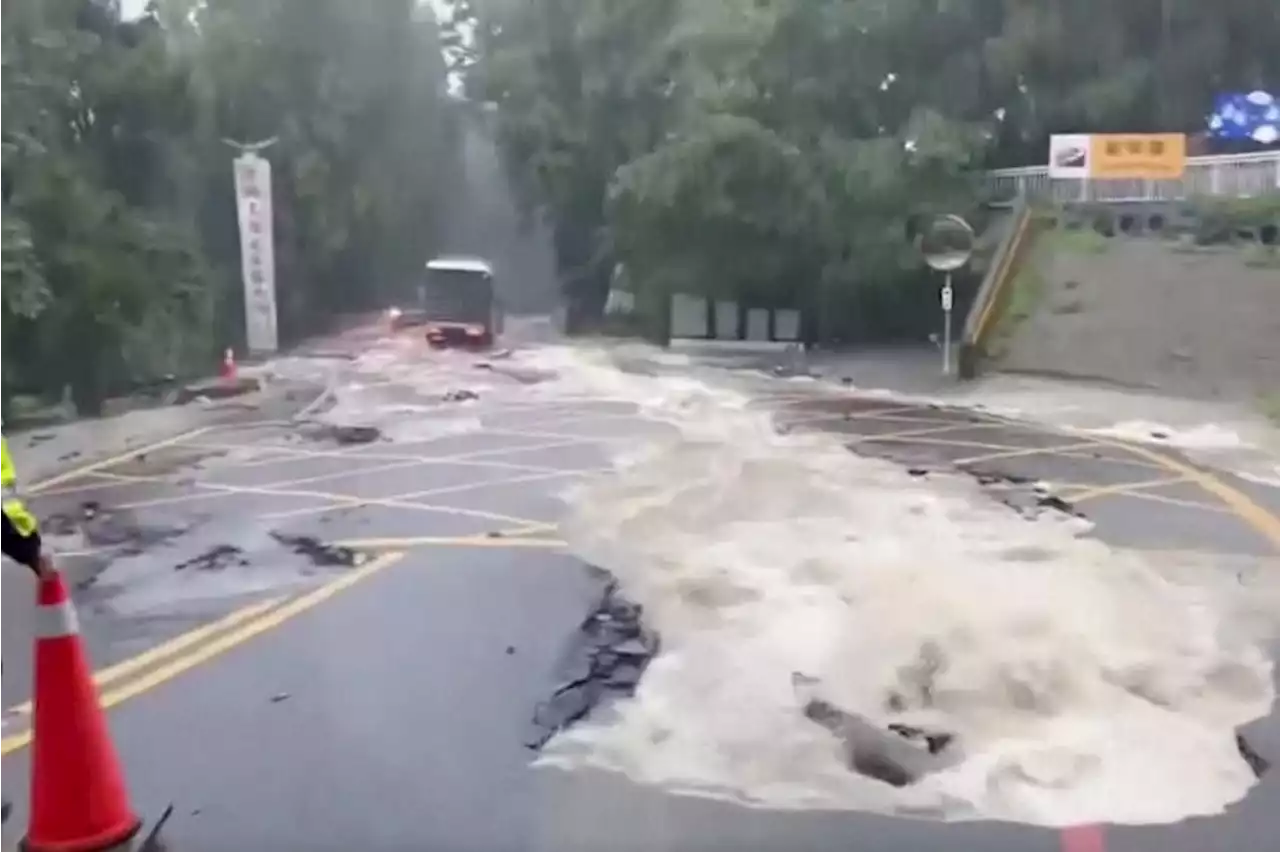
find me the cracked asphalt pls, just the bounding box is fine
[2,335,1279,852]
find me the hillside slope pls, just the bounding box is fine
[994,230,1280,403]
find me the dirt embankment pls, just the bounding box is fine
[994,229,1280,405]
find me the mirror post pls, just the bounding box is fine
[943,271,953,376]
[919,214,973,378]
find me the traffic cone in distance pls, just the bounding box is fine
[219,347,237,383]
[23,572,141,852]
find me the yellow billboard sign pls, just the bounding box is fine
[1088,133,1187,180]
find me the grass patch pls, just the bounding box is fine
[1261,393,1280,426]
[1243,244,1280,269]
[1051,225,1112,255]
[985,233,1049,359]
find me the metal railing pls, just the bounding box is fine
[985,150,1280,203]
[958,200,1031,379]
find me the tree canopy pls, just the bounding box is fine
[4,0,1277,409]
[3,0,459,413]
[456,0,1279,338]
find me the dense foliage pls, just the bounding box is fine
[2,0,458,413]
[456,0,1280,338]
[5,0,1277,410]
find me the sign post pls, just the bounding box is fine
[226,137,280,356]
[1048,133,1187,180]
[919,214,974,376]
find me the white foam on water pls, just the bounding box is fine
[935,374,1280,488]
[518,344,1277,827]
[1085,420,1247,449]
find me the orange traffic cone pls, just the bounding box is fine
[23,572,141,852]
[219,347,237,383]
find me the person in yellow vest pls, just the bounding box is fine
[2,434,50,578]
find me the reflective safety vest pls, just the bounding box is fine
[1,436,40,537]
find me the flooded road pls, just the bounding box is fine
[1,334,1277,852]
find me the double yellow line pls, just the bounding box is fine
[2,551,403,756]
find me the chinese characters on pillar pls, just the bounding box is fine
[233,153,279,354]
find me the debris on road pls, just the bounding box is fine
[443,388,479,402]
[1238,733,1271,779]
[969,469,1087,521]
[794,673,960,788]
[174,544,249,572]
[269,532,365,567]
[45,502,188,554]
[329,424,381,445]
[173,376,262,405]
[527,576,660,750]
[475,349,513,365]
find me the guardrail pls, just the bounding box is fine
[957,200,1034,380]
[985,150,1280,203]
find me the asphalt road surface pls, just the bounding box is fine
[3,332,1279,852]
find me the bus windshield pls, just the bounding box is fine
[420,267,493,325]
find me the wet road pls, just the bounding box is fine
[2,338,1279,852]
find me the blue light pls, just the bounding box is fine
[1206,91,1279,144]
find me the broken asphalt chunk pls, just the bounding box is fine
[1238,733,1270,779]
[330,425,381,445]
[529,680,605,750]
[1035,494,1082,517]
[174,544,249,572]
[528,573,660,750]
[795,674,960,788]
[269,532,364,567]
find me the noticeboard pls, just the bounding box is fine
[1048,133,1187,180]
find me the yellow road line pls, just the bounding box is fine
[124,477,542,526]
[497,521,561,537]
[475,428,635,445]
[1116,489,1231,513]
[1062,476,1190,503]
[3,596,285,720]
[784,413,988,430]
[369,467,600,503]
[117,455,438,511]
[138,439,575,478]
[853,422,1007,441]
[1103,441,1280,550]
[851,434,1048,453]
[976,478,1226,512]
[2,552,403,756]
[144,435,603,511]
[28,427,215,495]
[953,441,1103,465]
[1053,449,1168,471]
[333,534,567,550]
[777,405,926,424]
